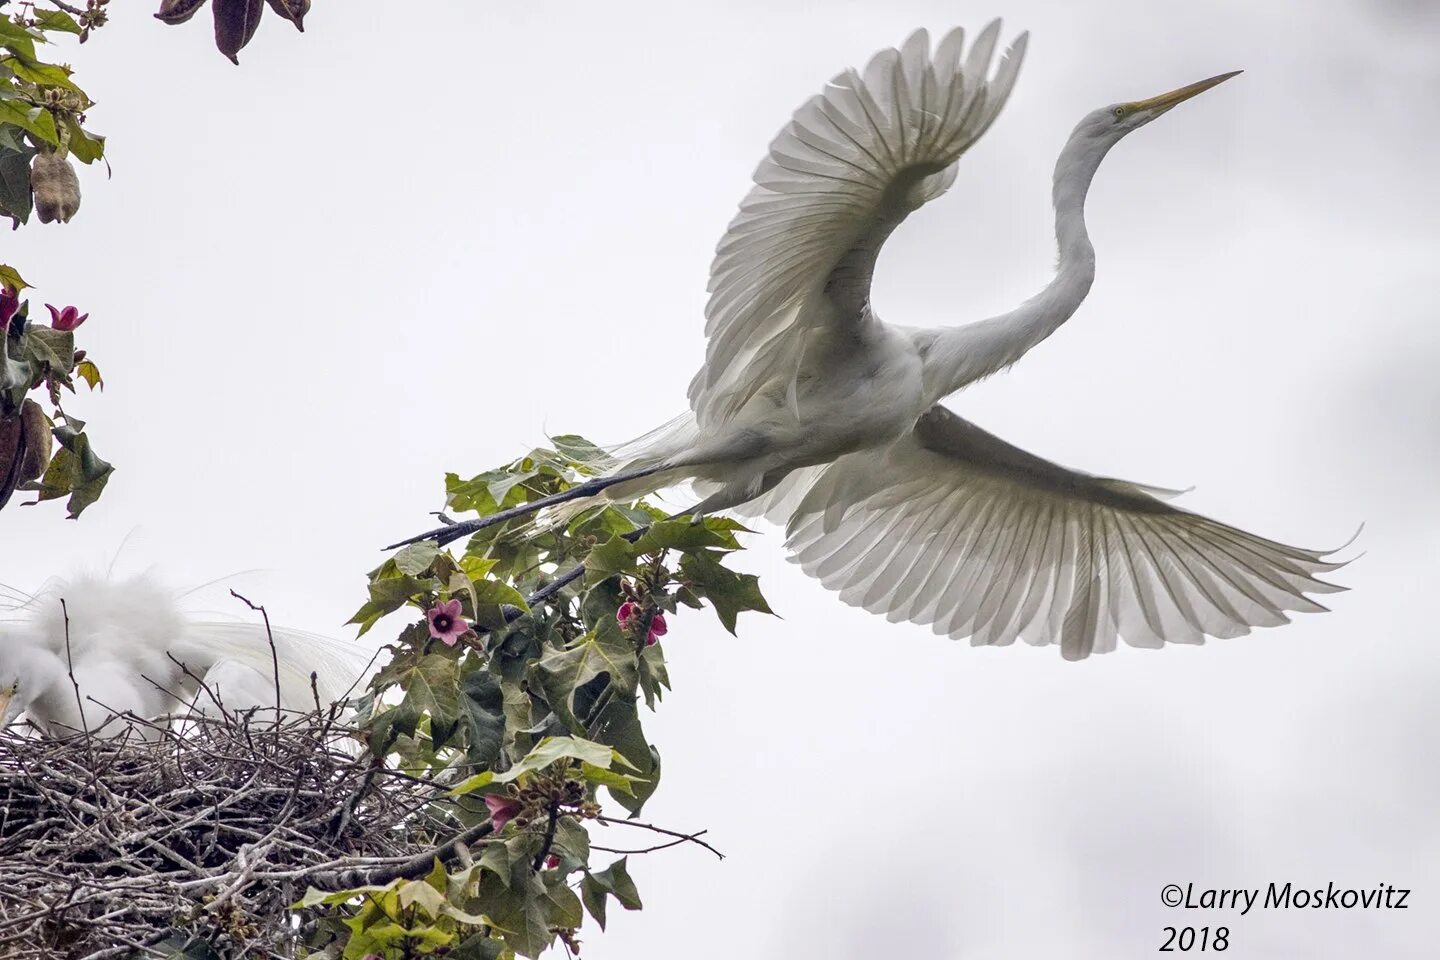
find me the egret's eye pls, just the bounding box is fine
[1113,106,1128,120]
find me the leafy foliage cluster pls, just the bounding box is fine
[0,0,315,518]
[298,438,772,959]
[1,275,108,514]
[1,3,111,515]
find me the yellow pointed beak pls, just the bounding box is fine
[1126,70,1242,114]
[0,686,14,724]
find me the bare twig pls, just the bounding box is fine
[594,815,725,860]
[229,589,283,732]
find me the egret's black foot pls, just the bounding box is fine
[384,516,491,551]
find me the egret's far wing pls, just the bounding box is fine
[782,406,1347,660]
[692,23,1027,430]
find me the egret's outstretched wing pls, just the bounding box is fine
[691,23,1028,429]
[783,406,1346,660]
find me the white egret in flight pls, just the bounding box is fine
[398,22,1345,659]
[0,573,372,735]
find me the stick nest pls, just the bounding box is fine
[0,705,453,960]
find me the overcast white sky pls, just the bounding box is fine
[5,0,1439,956]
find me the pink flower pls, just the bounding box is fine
[484,793,523,833]
[426,598,467,645]
[646,612,667,646]
[0,288,18,329]
[617,601,668,646]
[544,854,561,870]
[44,303,88,332]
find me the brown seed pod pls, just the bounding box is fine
[264,0,309,32]
[0,411,23,509]
[213,0,264,64]
[18,399,50,484]
[0,400,47,508]
[30,153,80,224]
[154,0,209,25]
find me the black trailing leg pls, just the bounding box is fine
[384,466,664,551]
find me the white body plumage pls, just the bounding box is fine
[0,573,374,735]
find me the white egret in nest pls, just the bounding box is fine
[395,22,1346,659]
[0,574,372,735]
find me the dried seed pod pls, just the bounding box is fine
[154,0,209,25]
[213,0,264,64]
[0,410,22,508]
[18,399,50,484]
[0,400,47,508]
[264,0,309,32]
[30,153,80,224]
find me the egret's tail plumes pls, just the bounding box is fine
[170,622,375,712]
[535,412,703,529]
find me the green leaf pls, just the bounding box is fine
[0,264,30,291]
[378,653,461,752]
[470,869,554,959]
[580,874,608,931]
[0,101,57,145]
[550,434,612,466]
[583,534,637,579]
[459,669,506,767]
[6,56,80,94]
[548,816,590,868]
[587,697,660,815]
[631,517,733,555]
[581,857,643,930]
[485,466,539,506]
[61,117,104,165]
[396,877,448,918]
[295,883,398,909]
[538,872,583,929]
[449,934,509,960]
[476,840,516,889]
[680,549,774,634]
[468,577,528,627]
[23,325,74,374]
[450,735,628,796]
[24,422,111,518]
[0,19,40,60]
[0,138,35,225]
[459,555,498,581]
[591,857,642,909]
[75,359,101,390]
[347,572,430,635]
[33,9,83,35]
[637,640,670,709]
[578,760,637,795]
[531,631,639,724]
[394,539,440,576]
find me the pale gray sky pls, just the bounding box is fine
[5,1,1438,956]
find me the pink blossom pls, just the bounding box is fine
[426,598,467,646]
[544,854,561,870]
[44,304,88,332]
[484,793,523,833]
[617,601,668,646]
[0,288,18,329]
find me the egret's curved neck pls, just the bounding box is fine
[919,131,1111,403]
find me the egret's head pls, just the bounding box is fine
[0,637,62,728]
[1073,71,1242,147]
